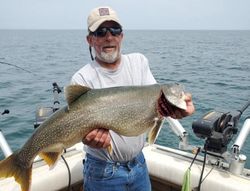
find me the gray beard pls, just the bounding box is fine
[97,50,120,64]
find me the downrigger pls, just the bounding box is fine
[192,100,250,155]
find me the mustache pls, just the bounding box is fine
[101,44,116,48]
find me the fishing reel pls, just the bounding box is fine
[192,101,250,154]
[192,110,239,154]
[1,109,10,116]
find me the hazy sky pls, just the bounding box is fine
[1,0,250,30]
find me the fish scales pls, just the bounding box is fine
[0,83,186,191]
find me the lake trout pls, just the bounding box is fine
[0,83,187,191]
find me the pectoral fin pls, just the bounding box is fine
[39,151,63,167]
[148,118,164,144]
[107,145,113,154]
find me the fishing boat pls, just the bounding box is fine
[1,139,250,191]
[1,83,250,191]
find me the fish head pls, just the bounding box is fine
[158,84,187,117]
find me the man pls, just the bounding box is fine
[71,6,195,191]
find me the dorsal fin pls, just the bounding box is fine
[65,85,91,105]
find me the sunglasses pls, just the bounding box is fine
[92,27,123,37]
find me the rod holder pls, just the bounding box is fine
[0,130,12,158]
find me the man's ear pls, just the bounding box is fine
[86,35,93,46]
[87,35,95,61]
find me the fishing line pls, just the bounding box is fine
[1,60,64,93]
[189,147,201,169]
[197,144,208,191]
[201,166,214,183]
[61,153,72,191]
[0,61,37,75]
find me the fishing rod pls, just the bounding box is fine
[0,61,36,75]
[34,82,63,128]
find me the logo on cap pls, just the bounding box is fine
[99,8,110,16]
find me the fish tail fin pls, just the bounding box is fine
[0,153,32,191]
[148,119,164,144]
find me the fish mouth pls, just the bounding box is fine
[157,90,180,117]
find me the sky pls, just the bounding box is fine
[0,0,250,30]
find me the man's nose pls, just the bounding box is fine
[105,31,113,40]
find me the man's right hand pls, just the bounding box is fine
[82,128,111,149]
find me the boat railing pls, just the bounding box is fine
[0,109,12,158]
[230,117,250,175]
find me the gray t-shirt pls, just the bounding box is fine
[71,53,156,162]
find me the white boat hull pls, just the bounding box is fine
[0,143,250,191]
[144,144,250,191]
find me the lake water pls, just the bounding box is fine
[0,30,250,167]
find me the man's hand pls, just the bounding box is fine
[82,128,111,149]
[172,93,195,119]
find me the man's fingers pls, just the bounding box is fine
[83,129,98,143]
[95,129,111,148]
[82,128,111,149]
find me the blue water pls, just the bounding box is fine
[0,30,250,167]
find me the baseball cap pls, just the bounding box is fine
[87,6,122,32]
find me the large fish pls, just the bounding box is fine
[0,83,187,191]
